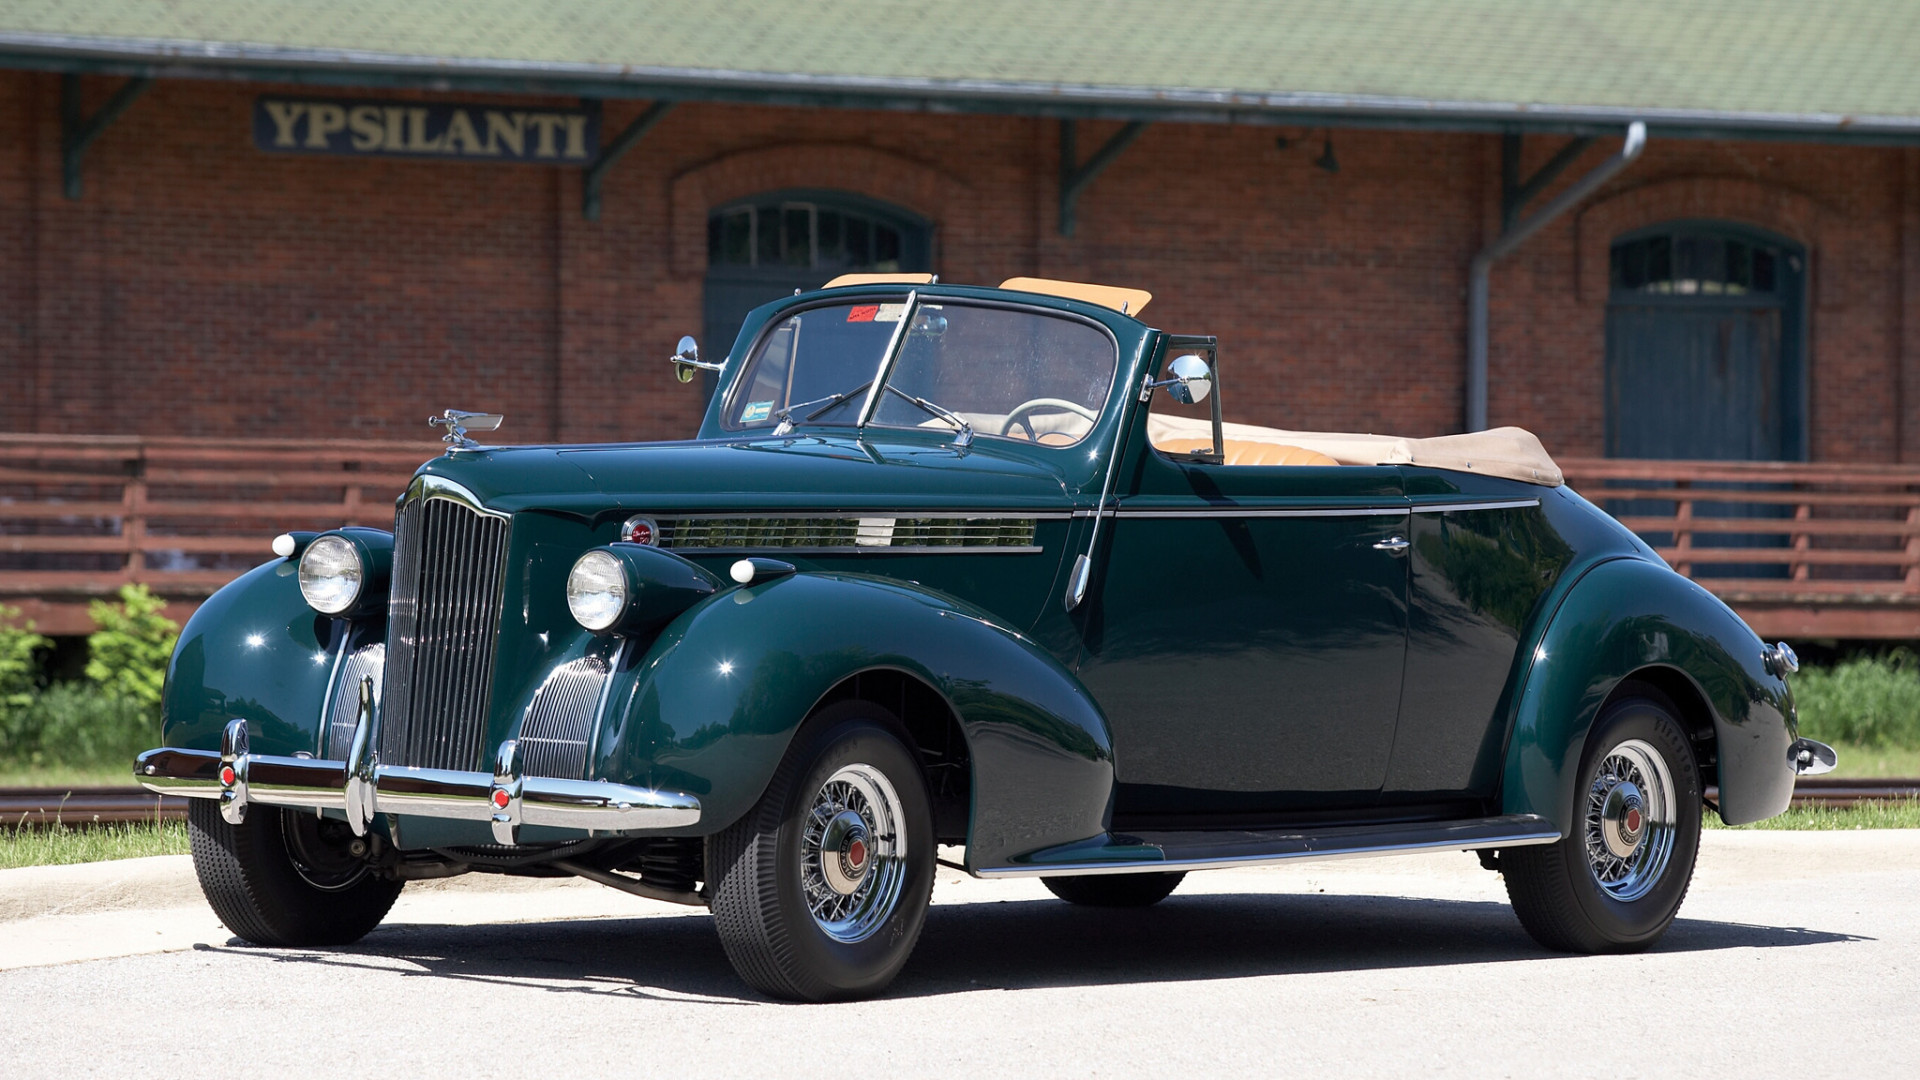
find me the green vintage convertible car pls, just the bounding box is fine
[139,275,1833,1000]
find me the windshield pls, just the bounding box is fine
[722,300,1118,447]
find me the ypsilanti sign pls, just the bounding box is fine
[253,97,600,163]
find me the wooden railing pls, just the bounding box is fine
[0,435,436,633]
[5,436,1919,638]
[1559,457,1920,638]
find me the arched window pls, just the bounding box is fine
[702,192,933,391]
[1605,222,1807,579]
[1606,222,1806,461]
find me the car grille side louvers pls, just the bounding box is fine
[655,515,1038,552]
[517,657,609,780]
[325,642,385,761]
[379,494,510,772]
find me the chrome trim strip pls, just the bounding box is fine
[978,827,1561,878]
[405,473,511,521]
[667,544,1044,555]
[137,746,701,832]
[1082,506,1410,519]
[653,511,1073,521]
[1410,498,1542,514]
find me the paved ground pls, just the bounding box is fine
[1,831,1915,1078]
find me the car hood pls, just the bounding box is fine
[413,435,1075,517]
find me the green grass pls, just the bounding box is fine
[0,820,188,870]
[0,764,140,789]
[1709,799,1920,830]
[1823,741,1920,779]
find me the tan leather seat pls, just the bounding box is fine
[1154,437,1340,467]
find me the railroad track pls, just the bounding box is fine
[4,779,1917,830]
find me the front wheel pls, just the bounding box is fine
[188,799,402,947]
[1502,684,1702,953]
[706,703,936,1001]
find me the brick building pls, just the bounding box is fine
[4,1,1920,637]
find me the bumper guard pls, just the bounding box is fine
[135,676,700,844]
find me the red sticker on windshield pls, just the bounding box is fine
[847,305,879,322]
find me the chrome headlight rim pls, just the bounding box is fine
[567,548,630,633]
[298,534,365,616]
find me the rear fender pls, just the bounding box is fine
[1503,557,1795,831]
[593,572,1114,868]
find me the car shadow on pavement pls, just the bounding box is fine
[200,889,1864,1003]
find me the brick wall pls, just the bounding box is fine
[2,71,1916,462]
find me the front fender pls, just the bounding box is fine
[1502,556,1796,832]
[160,558,340,758]
[593,572,1114,868]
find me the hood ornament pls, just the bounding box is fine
[429,409,503,453]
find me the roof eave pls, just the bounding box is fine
[6,30,1920,145]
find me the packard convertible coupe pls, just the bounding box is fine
[139,275,1834,1001]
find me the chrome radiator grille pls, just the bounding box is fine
[379,491,511,772]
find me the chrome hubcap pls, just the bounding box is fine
[801,764,906,943]
[1584,739,1676,902]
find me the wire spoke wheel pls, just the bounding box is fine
[1581,739,1676,902]
[800,765,908,943]
[1500,684,1702,954]
[706,705,935,1001]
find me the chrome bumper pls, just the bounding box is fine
[137,678,699,844]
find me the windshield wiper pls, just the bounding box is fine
[885,385,974,448]
[770,381,874,436]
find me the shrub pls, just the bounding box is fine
[0,602,49,713]
[85,584,179,707]
[1793,649,1920,750]
[7,682,157,770]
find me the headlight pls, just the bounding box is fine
[567,550,628,631]
[299,534,364,615]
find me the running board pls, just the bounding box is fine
[978,814,1559,878]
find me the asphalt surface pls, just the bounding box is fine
[1,831,1915,1078]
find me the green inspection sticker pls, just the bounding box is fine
[741,400,773,423]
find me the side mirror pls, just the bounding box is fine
[1162,353,1213,405]
[671,334,723,383]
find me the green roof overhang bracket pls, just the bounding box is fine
[1059,119,1148,237]
[1500,133,1596,231]
[61,73,151,200]
[582,99,674,221]
[1467,122,1646,431]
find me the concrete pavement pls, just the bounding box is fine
[1,831,1914,1078]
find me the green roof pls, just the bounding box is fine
[4,0,1919,140]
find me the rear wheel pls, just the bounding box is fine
[1502,684,1702,953]
[1043,871,1185,908]
[706,703,935,1001]
[188,799,402,947]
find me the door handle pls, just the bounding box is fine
[1373,536,1410,554]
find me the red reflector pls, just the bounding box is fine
[628,521,654,545]
[220,766,236,786]
[492,789,511,809]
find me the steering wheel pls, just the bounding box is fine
[1001,398,1099,445]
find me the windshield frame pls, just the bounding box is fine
[716,292,1125,448]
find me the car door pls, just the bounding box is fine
[1074,447,1411,823]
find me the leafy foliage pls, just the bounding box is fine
[0,683,156,771]
[0,602,50,713]
[1793,649,1920,750]
[85,584,179,707]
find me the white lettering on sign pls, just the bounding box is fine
[252,97,601,163]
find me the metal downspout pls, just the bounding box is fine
[1467,121,1646,431]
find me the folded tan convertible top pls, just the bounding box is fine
[1147,414,1564,487]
